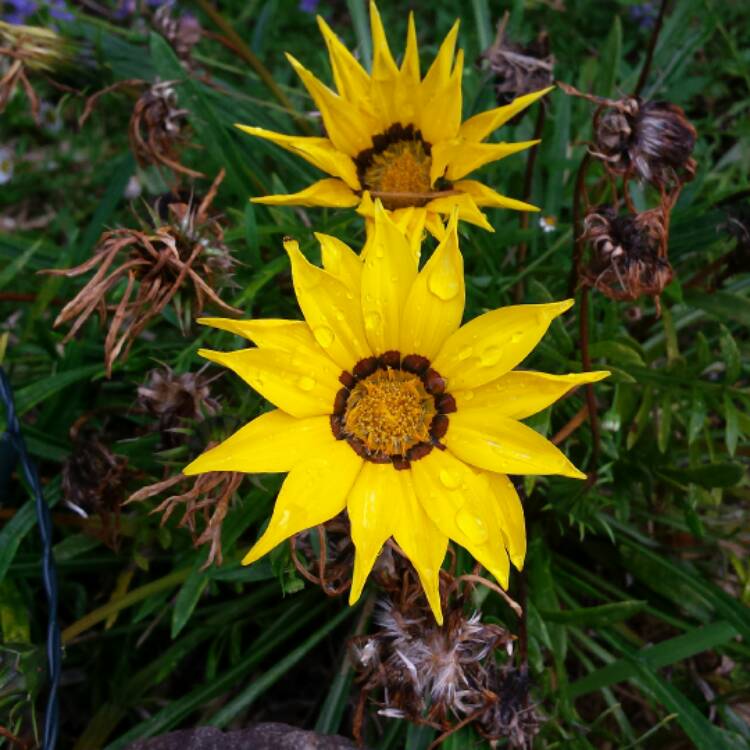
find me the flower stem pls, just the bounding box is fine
[634,0,670,97]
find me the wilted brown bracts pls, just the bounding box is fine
[581,205,673,305]
[481,14,553,104]
[152,5,202,66]
[129,80,202,178]
[137,366,220,435]
[126,466,243,568]
[351,596,538,748]
[45,170,239,376]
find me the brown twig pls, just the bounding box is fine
[579,287,601,483]
[634,0,670,97]
[567,150,592,297]
[551,403,589,445]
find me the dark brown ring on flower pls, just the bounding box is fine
[354,122,432,176]
[331,351,455,468]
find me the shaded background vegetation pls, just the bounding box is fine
[1,0,749,748]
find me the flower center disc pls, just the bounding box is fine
[363,140,433,210]
[343,369,436,457]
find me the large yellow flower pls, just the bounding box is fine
[184,206,607,623]
[238,2,551,239]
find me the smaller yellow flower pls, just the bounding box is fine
[185,207,608,623]
[237,2,551,239]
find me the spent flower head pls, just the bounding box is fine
[238,1,551,239]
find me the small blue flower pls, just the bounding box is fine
[298,0,319,13]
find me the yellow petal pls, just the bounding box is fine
[199,346,337,418]
[285,239,372,371]
[454,370,611,418]
[431,139,540,184]
[286,53,378,156]
[400,210,464,360]
[242,441,362,565]
[316,15,371,102]
[347,462,399,605]
[370,1,399,78]
[453,180,539,212]
[446,410,586,479]
[315,232,363,295]
[420,49,464,145]
[459,87,554,142]
[361,202,418,352]
[485,472,526,570]
[420,19,460,105]
[235,126,360,190]
[411,448,510,588]
[400,13,420,85]
[424,210,447,240]
[433,300,573,391]
[184,410,333,475]
[252,178,359,208]
[424,191,493,232]
[392,470,448,624]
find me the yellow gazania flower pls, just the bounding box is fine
[184,206,608,624]
[237,2,552,239]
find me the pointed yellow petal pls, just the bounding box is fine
[369,1,399,81]
[361,202,418,352]
[199,346,337,418]
[420,49,464,145]
[411,448,510,589]
[284,239,372,371]
[453,180,539,212]
[184,410,333,475]
[315,232,363,295]
[252,178,359,208]
[347,462,399,605]
[485,472,526,571]
[433,300,574,390]
[400,13,420,84]
[286,53,378,156]
[454,370,611,418]
[459,87,554,142]
[446,410,586,479]
[431,139,540,183]
[420,19,460,104]
[392,470,447,624]
[424,210,447,240]
[316,15,371,102]
[424,191,493,232]
[242,441,362,565]
[400,210,464,360]
[235,126,360,189]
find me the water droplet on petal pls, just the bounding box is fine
[457,346,473,361]
[455,508,489,544]
[479,346,502,367]
[313,326,335,348]
[298,375,316,391]
[428,259,460,301]
[462,389,474,401]
[439,468,461,490]
[510,330,524,344]
[364,311,382,331]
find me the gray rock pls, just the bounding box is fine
[125,723,362,750]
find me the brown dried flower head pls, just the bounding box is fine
[130,80,203,178]
[582,205,673,304]
[481,14,553,105]
[152,5,202,66]
[45,170,240,376]
[126,464,243,568]
[137,365,220,434]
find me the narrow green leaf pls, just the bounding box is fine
[597,16,622,98]
[171,565,209,638]
[658,390,672,453]
[723,395,739,456]
[0,241,40,290]
[688,387,706,445]
[541,600,647,627]
[684,290,750,327]
[13,364,102,417]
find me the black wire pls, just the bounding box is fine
[0,367,60,750]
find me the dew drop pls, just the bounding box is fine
[428,261,460,301]
[455,508,489,544]
[457,346,473,361]
[510,330,524,344]
[479,346,502,367]
[461,389,474,401]
[364,311,382,331]
[297,375,316,391]
[439,468,461,490]
[313,326,335,348]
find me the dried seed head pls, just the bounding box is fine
[593,98,696,187]
[129,80,203,178]
[126,464,243,568]
[481,16,554,104]
[137,366,219,434]
[582,206,673,304]
[152,6,202,66]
